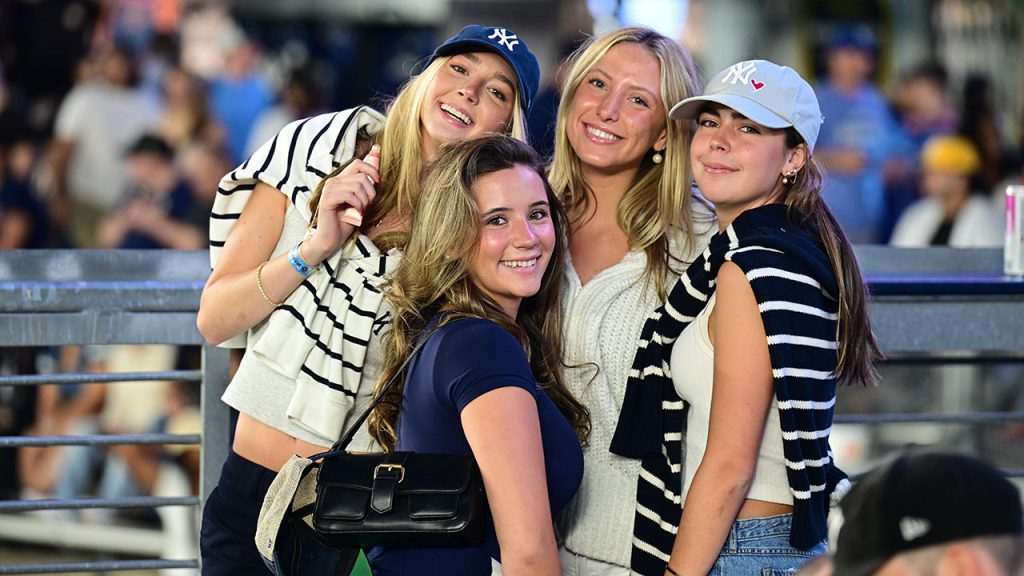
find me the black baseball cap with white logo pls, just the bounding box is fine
[832,451,1023,576]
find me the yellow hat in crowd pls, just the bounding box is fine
[920,135,981,175]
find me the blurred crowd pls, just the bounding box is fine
[0,0,323,252]
[1,7,1023,253]
[813,23,1022,247]
[0,0,1022,565]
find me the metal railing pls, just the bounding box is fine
[0,250,230,574]
[0,246,1021,573]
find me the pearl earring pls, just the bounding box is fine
[652,150,664,164]
[782,171,797,185]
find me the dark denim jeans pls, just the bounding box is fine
[200,450,355,576]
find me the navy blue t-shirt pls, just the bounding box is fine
[368,317,583,575]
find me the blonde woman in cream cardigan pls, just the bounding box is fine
[547,27,714,574]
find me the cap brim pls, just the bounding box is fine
[433,40,528,109]
[669,93,791,130]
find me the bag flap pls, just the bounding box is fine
[317,452,477,495]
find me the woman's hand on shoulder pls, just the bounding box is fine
[304,146,381,263]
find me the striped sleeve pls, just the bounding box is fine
[209,108,385,268]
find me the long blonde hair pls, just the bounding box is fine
[308,55,530,236]
[369,135,590,451]
[547,27,708,298]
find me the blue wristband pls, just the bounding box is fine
[288,242,318,276]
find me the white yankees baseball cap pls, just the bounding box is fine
[669,59,823,152]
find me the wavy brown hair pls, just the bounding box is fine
[369,135,590,450]
[782,129,882,386]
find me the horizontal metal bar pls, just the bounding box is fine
[0,559,198,574]
[0,249,210,282]
[0,281,203,312]
[869,299,1024,353]
[835,411,1024,425]
[0,495,198,512]
[0,370,202,387]
[0,433,200,448]
[854,246,1002,275]
[0,312,205,346]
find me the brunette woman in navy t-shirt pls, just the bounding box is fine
[366,135,589,575]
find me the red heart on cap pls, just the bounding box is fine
[751,79,765,90]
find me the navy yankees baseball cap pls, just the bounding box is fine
[430,25,540,113]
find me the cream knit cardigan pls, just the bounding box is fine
[558,223,712,567]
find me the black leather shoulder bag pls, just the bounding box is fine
[308,322,490,549]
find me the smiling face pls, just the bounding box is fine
[691,104,805,228]
[565,41,668,179]
[469,164,555,319]
[419,52,518,161]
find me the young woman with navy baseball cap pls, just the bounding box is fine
[611,59,882,575]
[196,25,540,575]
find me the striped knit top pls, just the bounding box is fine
[609,203,850,575]
[209,107,396,441]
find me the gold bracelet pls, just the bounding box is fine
[256,261,282,307]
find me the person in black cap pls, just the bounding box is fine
[832,451,1024,576]
[196,24,541,576]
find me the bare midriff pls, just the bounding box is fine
[232,412,331,472]
[737,498,792,520]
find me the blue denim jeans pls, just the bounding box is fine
[708,513,826,576]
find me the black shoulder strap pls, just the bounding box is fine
[325,321,443,453]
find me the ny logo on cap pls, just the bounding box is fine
[899,516,931,542]
[722,61,757,86]
[488,28,519,51]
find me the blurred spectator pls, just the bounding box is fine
[881,63,959,242]
[50,44,160,248]
[959,75,1011,195]
[179,140,231,239]
[243,66,321,158]
[1,140,50,249]
[2,70,50,249]
[100,0,181,57]
[27,344,178,523]
[208,27,274,164]
[0,0,101,136]
[526,38,583,160]
[815,23,895,243]
[97,134,203,249]
[893,63,958,152]
[0,349,40,500]
[18,345,108,499]
[156,65,224,153]
[832,451,1023,576]
[890,135,1002,247]
[110,376,200,571]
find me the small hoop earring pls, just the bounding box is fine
[652,150,664,164]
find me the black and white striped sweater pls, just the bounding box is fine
[610,203,849,575]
